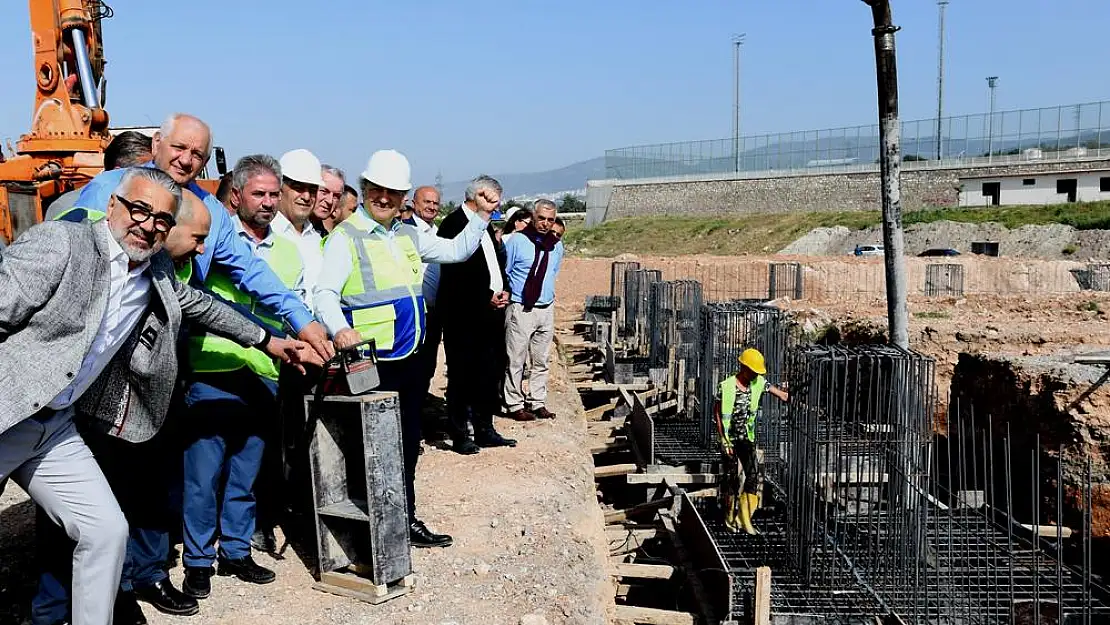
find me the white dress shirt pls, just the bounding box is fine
[314,206,489,336]
[480,229,503,293]
[271,212,322,313]
[235,216,307,313]
[410,216,441,307]
[48,221,152,409]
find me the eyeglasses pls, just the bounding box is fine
[114,195,176,233]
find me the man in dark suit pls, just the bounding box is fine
[0,167,313,625]
[436,175,517,454]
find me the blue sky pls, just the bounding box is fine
[1,1,1107,186]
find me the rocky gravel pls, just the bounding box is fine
[0,350,613,625]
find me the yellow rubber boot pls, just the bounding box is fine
[739,492,759,535]
[747,491,761,515]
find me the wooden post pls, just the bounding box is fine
[753,566,771,625]
[862,0,909,349]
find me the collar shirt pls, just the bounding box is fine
[48,221,152,409]
[409,216,441,306]
[464,207,503,294]
[271,212,321,312]
[235,216,307,305]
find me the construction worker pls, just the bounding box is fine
[271,149,325,313]
[715,348,789,535]
[179,154,307,600]
[315,149,495,548]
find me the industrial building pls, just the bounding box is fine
[959,167,1110,207]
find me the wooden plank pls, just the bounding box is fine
[590,439,629,455]
[605,527,661,556]
[644,399,679,416]
[612,605,695,625]
[626,472,718,485]
[604,488,716,524]
[585,400,620,420]
[578,382,652,392]
[613,563,675,581]
[595,463,638,478]
[616,583,632,599]
[754,566,771,625]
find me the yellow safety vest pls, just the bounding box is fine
[189,234,303,381]
[719,375,766,443]
[336,211,425,361]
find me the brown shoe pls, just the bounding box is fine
[533,407,556,420]
[509,409,536,421]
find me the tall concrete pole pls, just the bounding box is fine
[987,76,999,161]
[935,0,949,160]
[732,34,745,173]
[863,0,909,349]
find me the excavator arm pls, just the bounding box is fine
[0,0,113,244]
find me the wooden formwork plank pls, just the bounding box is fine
[595,463,638,478]
[754,566,771,625]
[613,605,695,625]
[590,438,629,455]
[585,400,619,420]
[613,563,675,580]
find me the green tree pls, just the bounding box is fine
[558,193,585,212]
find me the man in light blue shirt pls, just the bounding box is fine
[501,199,564,421]
[74,113,333,361]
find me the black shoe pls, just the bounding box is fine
[251,528,278,555]
[452,438,480,455]
[533,407,557,420]
[474,429,517,448]
[217,554,276,584]
[133,578,199,616]
[182,566,214,599]
[409,519,453,548]
[113,591,148,625]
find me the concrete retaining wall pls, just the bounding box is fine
[586,158,1110,224]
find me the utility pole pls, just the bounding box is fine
[935,0,949,160]
[986,76,999,161]
[862,0,908,349]
[732,34,745,173]
[435,170,443,199]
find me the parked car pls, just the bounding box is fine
[918,248,961,257]
[854,244,884,257]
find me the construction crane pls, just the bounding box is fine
[0,0,113,244]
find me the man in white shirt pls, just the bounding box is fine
[405,186,443,402]
[271,149,324,313]
[436,176,517,455]
[310,165,346,237]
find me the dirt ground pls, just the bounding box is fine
[0,349,613,625]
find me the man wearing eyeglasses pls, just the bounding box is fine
[0,168,314,625]
[74,113,335,365]
[271,149,325,314]
[314,150,495,549]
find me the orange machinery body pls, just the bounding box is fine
[0,0,112,244]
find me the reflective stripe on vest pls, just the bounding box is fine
[719,375,766,442]
[189,235,303,381]
[337,212,425,361]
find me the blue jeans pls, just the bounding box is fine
[182,370,276,567]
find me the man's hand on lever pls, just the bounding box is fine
[297,321,335,361]
[333,328,361,351]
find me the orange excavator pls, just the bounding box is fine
[0,0,113,245]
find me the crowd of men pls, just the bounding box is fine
[0,112,565,625]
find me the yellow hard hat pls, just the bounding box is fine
[738,348,766,375]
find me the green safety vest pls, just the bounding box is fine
[189,234,303,381]
[719,374,766,443]
[176,260,193,283]
[336,211,425,361]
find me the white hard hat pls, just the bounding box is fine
[279,149,324,187]
[360,149,412,192]
[504,206,520,222]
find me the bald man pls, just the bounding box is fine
[165,189,213,272]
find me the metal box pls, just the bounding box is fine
[305,392,413,604]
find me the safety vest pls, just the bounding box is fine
[54,206,106,223]
[720,375,766,443]
[189,234,303,381]
[176,260,194,284]
[336,211,424,361]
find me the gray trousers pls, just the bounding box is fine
[504,302,555,411]
[0,408,128,625]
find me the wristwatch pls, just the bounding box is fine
[254,327,272,350]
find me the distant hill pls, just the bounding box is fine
[440,157,605,202]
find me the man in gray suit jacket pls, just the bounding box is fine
[0,167,313,625]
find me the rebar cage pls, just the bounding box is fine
[924,263,966,297]
[648,280,704,379]
[782,345,935,596]
[768,262,805,300]
[623,269,662,354]
[610,261,640,333]
[696,301,793,453]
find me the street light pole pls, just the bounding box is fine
[732,34,745,173]
[986,76,999,161]
[935,0,949,160]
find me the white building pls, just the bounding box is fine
[959,169,1110,207]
